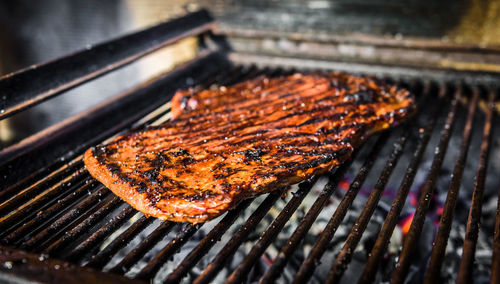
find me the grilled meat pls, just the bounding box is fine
[84,73,415,223]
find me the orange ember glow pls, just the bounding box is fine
[400,212,415,236]
[339,178,350,190]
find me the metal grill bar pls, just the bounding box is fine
[20,186,111,251]
[0,178,91,240]
[424,87,479,283]
[492,183,500,284]
[325,129,410,283]
[0,167,88,218]
[193,192,281,284]
[84,214,155,270]
[135,223,203,280]
[2,180,98,245]
[0,158,82,204]
[359,85,444,283]
[261,135,386,283]
[392,85,461,283]
[65,206,136,262]
[226,176,319,284]
[0,10,214,120]
[164,199,253,283]
[457,89,496,283]
[109,221,175,275]
[43,195,121,254]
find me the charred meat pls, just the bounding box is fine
[84,73,415,223]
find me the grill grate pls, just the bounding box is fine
[1,9,500,284]
[0,63,499,283]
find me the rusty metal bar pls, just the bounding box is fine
[492,182,500,284]
[2,180,98,245]
[359,90,442,283]
[42,195,121,254]
[64,206,136,262]
[193,191,281,284]
[391,85,462,283]
[0,158,82,204]
[322,128,410,283]
[261,135,386,283]
[135,223,203,280]
[19,185,111,251]
[164,199,253,283]
[109,221,175,275]
[0,10,214,120]
[225,176,319,284]
[84,214,155,270]
[0,246,142,284]
[0,167,88,218]
[424,88,479,283]
[281,135,384,283]
[457,89,496,283]
[0,175,90,239]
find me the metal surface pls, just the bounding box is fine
[424,87,479,283]
[0,246,140,284]
[392,86,462,283]
[0,10,214,120]
[359,84,443,283]
[458,90,496,283]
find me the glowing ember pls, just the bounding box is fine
[399,212,415,236]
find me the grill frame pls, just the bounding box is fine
[1,9,500,284]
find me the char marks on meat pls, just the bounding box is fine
[84,73,415,223]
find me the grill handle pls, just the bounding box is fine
[0,9,215,120]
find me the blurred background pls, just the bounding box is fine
[1,0,500,147]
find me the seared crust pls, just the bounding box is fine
[83,73,415,223]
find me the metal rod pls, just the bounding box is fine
[64,206,136,262]
[260,136,386,284]
[392,85,462,284]
[109,221,175,275]
[324,128,410,283]
[196,65,244,89]
[261,134,378,283]
[84,214,155,270]
[424,88,479,283]
[0,157,82,204]
[43,195,121,254]
[359,100,441,283]
[457,89,496,283]
[2,180,98,244]
[491,182,500,284]
[226,176,319,284]
[19,185,110,251]
[0,10,214,120]
[164,199,253,283]
[0,166,87,218]
[193,191,281,284]
[0,173,89,239]
[135,223,203,280]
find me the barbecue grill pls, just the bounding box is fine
[0,9,500,284]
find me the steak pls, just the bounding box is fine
[84,73,415,223]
